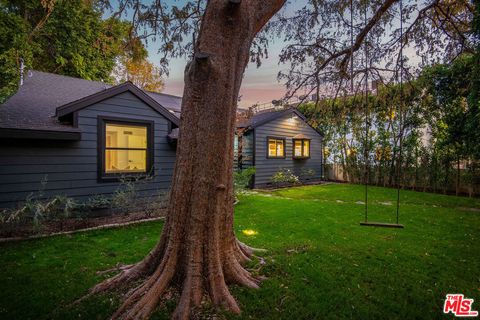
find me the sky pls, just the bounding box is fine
[127,0,419,109]
[151,42,288,109]
[144,1,308,109]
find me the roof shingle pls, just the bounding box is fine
[0,71,182,132]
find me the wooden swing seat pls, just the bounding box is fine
[360,221,404,228]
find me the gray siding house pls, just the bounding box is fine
[236,108,323,187]
[0,71,322,208]
[0,71,180,208]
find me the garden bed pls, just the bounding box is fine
[0,209,167,239]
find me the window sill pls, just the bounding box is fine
[293,156,310,160]
[98,172,153,183]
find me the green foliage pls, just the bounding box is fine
[0,9,31,101]
[299,53,480,195]
[144,191,169,217]
[271,168,300,186]
[299,168,316,182]
[0,173,168,233]
[0,0,143,103]
[234,167,256,194]
[83,195,111,211]
[1,194,79,233]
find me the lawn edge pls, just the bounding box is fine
[0,216,165,243]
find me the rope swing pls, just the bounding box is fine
[357,0,404,228]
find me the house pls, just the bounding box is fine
[0,71,322,208]
[236,107,323,188]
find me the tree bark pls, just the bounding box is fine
[87,1,285,319]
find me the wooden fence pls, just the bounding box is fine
[324,163,479,197]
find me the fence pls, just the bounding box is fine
[324,163,479,197]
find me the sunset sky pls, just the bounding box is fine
[151,44,288,109]
[146,1,309,109]
[142,1,414,109]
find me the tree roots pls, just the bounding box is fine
[84,239,261,320]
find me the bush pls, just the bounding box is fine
[271,168,300,187]
[0,174,169,236]
[0,194,79,234]
[299,168,316,182]
[234,167,256,195]
[84,195,111,211]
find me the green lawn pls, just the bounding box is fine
[1,183,479,319]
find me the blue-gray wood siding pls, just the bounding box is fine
[0,92,176,208]
[252,113,323,187]
[233,134,238,171]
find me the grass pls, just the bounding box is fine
[0,183,479,319]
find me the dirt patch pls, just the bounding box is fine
[0,209,166,239]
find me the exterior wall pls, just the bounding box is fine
[233,134,238,171]
[0,92,176,208]
[252,113,323,187]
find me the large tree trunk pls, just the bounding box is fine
[87,1,285,319]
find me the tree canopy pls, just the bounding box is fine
[0,0,148,102]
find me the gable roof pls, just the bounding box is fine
[0,71,321,139]
[56,82,179,125]
[237,108,303,128]
[237,108,322,136]
[0,71,181,135]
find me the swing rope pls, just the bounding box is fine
[395,0,404,225]
[358,0,404,228]
[363,0,369,224]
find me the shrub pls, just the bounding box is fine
[271,168,300,187]
[299,168,316,182]
[84,195,111,211]
[0,194,79,234]
[234,167,256,194]
[0,173,168,236]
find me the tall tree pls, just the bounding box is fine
[88,1,286,319]
[82,0,474,318]
[0,0,143,102]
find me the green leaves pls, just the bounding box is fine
[0,0,144,102]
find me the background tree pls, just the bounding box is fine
[0,0,145,102]
[114,57,165,92]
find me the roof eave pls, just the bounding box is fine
[0,128,81,140]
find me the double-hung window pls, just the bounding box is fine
[267,137,286,158]
[293,139,310,159]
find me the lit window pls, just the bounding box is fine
[99,118,153,180]
[267,137,285,158]
[293,139,310,158]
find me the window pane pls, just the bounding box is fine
[268,139,277,157]
[276,140,284,156]
[303,140,310,157]
[106,124,147,149]
[105,149,146,173]
[294,140,303,157]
